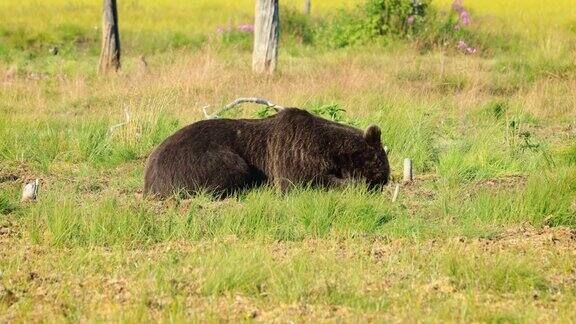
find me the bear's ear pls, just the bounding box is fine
[364,125,381,147]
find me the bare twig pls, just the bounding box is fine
[391,184,400,203]
[201,105,211,119]
[203,97,284,119]
[108,108,130,134]
[137,54,149,76]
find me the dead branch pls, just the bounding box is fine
[201,105,212,119]
[203,97,284,119]
[391,184,400,203]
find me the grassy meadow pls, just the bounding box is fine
[1,0,576,321]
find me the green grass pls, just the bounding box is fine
[1,0,576,321]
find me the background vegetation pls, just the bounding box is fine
[1,0,575,321]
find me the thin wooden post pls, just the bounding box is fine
[403,158,413,183]
[253,0,279,74]
[303,0,311,14]
[98,0,121,74]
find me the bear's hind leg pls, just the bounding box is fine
[194,150,262,197]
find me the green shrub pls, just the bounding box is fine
[310,103,357,125]
[312,0,507,55]
[318,0,431,48]
[363,0,429,36]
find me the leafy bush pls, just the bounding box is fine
[310,103,347,122]
[313,0,502,55]
[318,0,432,48]
[363,0,429,36]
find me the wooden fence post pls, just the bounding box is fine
[98,0,121,74]
[403,158,413,183]
[253,0,279,74]
[303,0,311,14]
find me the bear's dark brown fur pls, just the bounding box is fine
[144,108,389,197]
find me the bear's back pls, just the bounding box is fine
[270,108,365,154]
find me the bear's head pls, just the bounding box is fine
[345,125,390,188]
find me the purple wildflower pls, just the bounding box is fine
[451,0,464,12]
[237,24,255,33]
[216,27,225,34]
[459,10,471,25]
[457,40,467,50]
[407,15,416,25]
[451,0,471,27]
[456,40,477,54]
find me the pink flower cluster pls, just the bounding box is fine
[452,0,476,55]
[452,0,471,29]
[216,24,255,34]
[407,15,416,25]
[457,40,476,55]
[237,24,255,32]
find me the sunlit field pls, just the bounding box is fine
[1,0,573,33]
[1,0,575,321]
[0,0,352,34]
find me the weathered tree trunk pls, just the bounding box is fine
[98,0,121,74]
[303,0,311,15]
[252,0,279,75]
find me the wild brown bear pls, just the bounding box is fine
[144,108,389,197]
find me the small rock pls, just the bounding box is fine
[21,179,40,202]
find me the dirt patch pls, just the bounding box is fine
[493,225,576,247]
[472,174,528,192]
[387,174,439,212]
[0,174,19,184]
